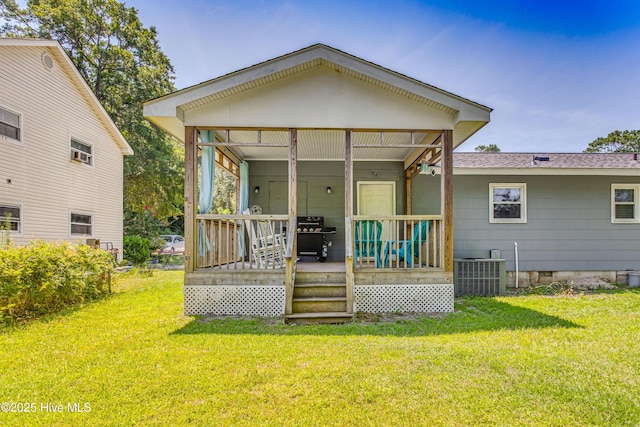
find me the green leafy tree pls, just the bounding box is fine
[474,144,501,152]
[584,130,640,153]
[0,0,183,229]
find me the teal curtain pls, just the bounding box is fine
[199,130,215,255]
[238,161,249,254]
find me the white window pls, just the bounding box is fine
[70,213,92,235]
[70,139,93,165]
[0,204,21,232]
[490,183,527,223]
[611,184,640,223]
[0,106,21,141]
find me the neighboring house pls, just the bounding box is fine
[144,44,492,323]
[0,38,132,257]
[414,152,640,286]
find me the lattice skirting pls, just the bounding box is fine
[184,286,285,317]
[354,284,453,313]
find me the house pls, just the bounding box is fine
[143,44,492,323]
[416,152,640,286]
[0,39,132,257]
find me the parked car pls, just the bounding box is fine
[160,235,185,254]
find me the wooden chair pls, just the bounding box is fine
[354,220,383,268]
[243,209,285,268]
[384,220,429,267]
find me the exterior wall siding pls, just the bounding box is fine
[249,160,405,261]
[0,45,124,255]
[413,174,640,272]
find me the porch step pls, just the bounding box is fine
[293,283,347,298]
[295,271,346,285]
[292,296,347,313]
[285,312,353,325]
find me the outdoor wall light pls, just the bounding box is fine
[326,187,332,194]
[254,186,260,194]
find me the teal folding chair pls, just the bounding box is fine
[384,220,429,267]
[354,220,382,268]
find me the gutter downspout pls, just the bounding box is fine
[514,242,519,289]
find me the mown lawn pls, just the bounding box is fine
[1,271,639,426]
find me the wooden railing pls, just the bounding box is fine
[352,215,442,270]
[195,214,289,270]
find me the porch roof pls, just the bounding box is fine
[143,44,491,163]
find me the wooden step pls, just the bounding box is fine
[292,296,347,313]
[293,283,346,298]
[285,311,353,325]
[295,271,346,285]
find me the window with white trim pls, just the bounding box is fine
[611,184,640,223]
[0,204,21,232]
[0,106,21,141]
[70,139,93,165]
[70,213,92,235]
[490,183,527,223]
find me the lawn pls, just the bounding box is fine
[1,271,639,426]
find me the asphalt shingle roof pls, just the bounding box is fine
[453,152,640,169]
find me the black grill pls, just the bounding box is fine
[296,216,336,261]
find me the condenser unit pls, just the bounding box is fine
[454,259,506,296]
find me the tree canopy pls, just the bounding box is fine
[474,144,501,152]
[0,0,183,224]
[584,130,640,153]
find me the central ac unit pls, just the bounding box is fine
[454,258,506,296]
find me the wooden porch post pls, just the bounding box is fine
[284,128,298,315]
[406,170,412,215]
[441,129,454,272]
[344,129,354,314]
[184,126,197,273]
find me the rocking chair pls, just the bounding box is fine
[384,220,430,267]
[243,209,285,268]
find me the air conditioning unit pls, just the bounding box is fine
[71,150,90,163]
[454,258,506,296]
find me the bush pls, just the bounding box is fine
[0,241,115,324]
[123,235,151,265]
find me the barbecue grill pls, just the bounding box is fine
[296,216,336,262]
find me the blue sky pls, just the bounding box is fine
[125,0,640,152]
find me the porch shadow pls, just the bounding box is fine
[171,297,581,337]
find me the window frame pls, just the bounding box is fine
[70,212,93,236]
[0,203,22,234]
[489,183,527,224]
[70,138,93,166]
[0,105,22,143]
[611,184,640,223]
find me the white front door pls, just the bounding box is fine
[357,181,395,240]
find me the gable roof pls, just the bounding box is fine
[451,152,640,176]
[0,38,133,155]
[144,43,492,150]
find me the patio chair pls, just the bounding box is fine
[384,220,430,267]
[243,209,285,268]
[354,220,383,268]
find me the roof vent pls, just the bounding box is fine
[532,155,550,165]
[41,52,54,71]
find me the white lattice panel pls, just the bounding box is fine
[354,284,453,313]
[184,286,285,317]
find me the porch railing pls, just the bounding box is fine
[352,215,442,270]
[195,214,289,270]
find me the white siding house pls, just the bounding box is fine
[0,38,132,256]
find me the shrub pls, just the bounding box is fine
[123,235,151,265]
[0,241,115,324]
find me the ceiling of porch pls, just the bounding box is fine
[213,129,442,163]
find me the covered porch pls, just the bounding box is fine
[143,44,491,323]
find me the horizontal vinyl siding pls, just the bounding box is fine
[413,174,640,272]
[0,46,123,254]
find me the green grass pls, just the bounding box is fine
[1,272,639,426]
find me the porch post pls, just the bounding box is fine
[284,128,298,315]
[441,129,454,272]
[344,129,354,314]
[184,126,197,273]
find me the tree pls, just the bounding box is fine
[474,144,501,152]
[584,130,640,153]
[0,0,183,226]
